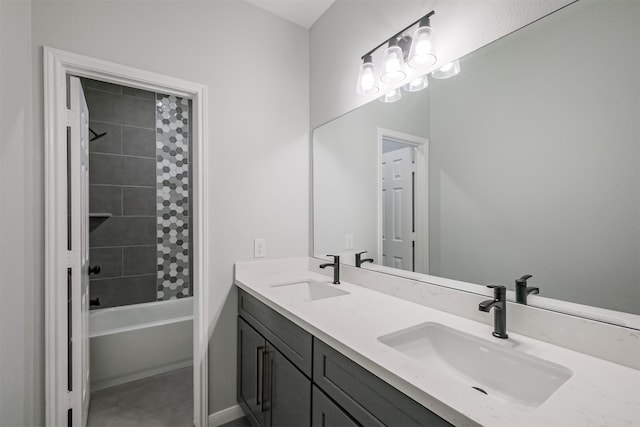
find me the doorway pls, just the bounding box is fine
[377,128,429,274]
[44,47,209,427]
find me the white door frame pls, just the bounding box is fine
[43,47,210,427]
[376,128,429,274]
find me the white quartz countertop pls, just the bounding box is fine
[234,260,640,427]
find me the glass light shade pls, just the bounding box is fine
[356,61,379,95]
[379,88,402,103]
[431,59,461,79]
[380,44,407,83]
[403,75,428,92]
[408,26,437,69]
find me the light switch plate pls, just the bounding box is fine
[253,238,266,258]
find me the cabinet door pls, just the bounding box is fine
[267,342,311,427]
[238,318,266,426]
[312,386,358,427]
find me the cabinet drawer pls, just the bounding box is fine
[238,288,313,377]
[313,339,453,427]
[312,385,359,427]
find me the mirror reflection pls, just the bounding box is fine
[313,0,639,317]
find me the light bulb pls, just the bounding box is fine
[379,88,402,103]
[431,59,461,79]
[380,40,406,83]
[408,17,436,69]
[356,55,379,95]
[403,75,428,92]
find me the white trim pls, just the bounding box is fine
[208,405,245,427]
[43,47,210,427]
[376,128,429,273]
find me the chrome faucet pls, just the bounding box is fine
[320,255,340,284]
[515,274,539,305]
[479,285,508,339]
[355,251,374,268]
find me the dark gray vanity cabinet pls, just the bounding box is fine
[237,290,312,427]
[311,385,359,427]
[237,288,453,427]
[313,339,453,427]
[238,318,265,425]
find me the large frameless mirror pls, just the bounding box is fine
[313,0,639,328]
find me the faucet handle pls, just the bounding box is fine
[516,274,533,285]
[356,251,367,256]
[486,284,506,299]
[326,254,339,264]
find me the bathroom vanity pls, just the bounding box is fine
[235,258,640,427]
[237,288,451,426]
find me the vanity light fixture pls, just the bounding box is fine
[380,38,407,83]
[431,59,461,79]
[356,54,379,95]
[407,15,437,69]
[379,88,402,103]
[355,10,437,99]
[403,75,428,92]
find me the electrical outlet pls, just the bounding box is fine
[253,238,266,258]
[345,234,354,250]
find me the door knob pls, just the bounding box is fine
[89,265,101,275]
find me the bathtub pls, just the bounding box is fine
[89,298,193,390]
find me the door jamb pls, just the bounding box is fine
[43,46,210,427]
[376,128,429,273]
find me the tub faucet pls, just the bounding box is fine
[515,274,539,305]
[355,251,374,268]
[320,255,340,284]
[479,285,508,339]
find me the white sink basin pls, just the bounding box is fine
[378,322,572,407]
[269,279,349,303]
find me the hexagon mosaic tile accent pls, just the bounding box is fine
[156,94,190,300]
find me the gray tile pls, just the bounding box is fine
[88,368,193,427]
[82,78,122,94]
[90,154,155,187]
[84,89,155,129]
[123,246,157,276]
[90,217,155,247]
[89,185,122,215]
[90,153,123,185]
[89,274,156,308]
[89,248,123,279]
[120,95,155,129]
[123,86,155,100]
[219,417,251,427]
[88,121,121,154]
[122,156,156,186]
[122,126,156,158]
[123,186,155,216]
[85,90,124,124]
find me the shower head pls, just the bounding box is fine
[89,128,108,142]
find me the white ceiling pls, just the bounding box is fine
[244,0,335,29]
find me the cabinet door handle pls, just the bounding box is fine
[256,346,265,407]
[261,350,272,413]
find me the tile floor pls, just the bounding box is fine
[88,367,193,427]
[219,416,251,427]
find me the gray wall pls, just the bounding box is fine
[84,79,160,309]
[0,1,42,425]
[428,0,640,313]
[1,0,309,424]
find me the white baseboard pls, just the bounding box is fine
[208,404,244,427]
[91,359,193,391]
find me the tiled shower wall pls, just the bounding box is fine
[84,79,191,309]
